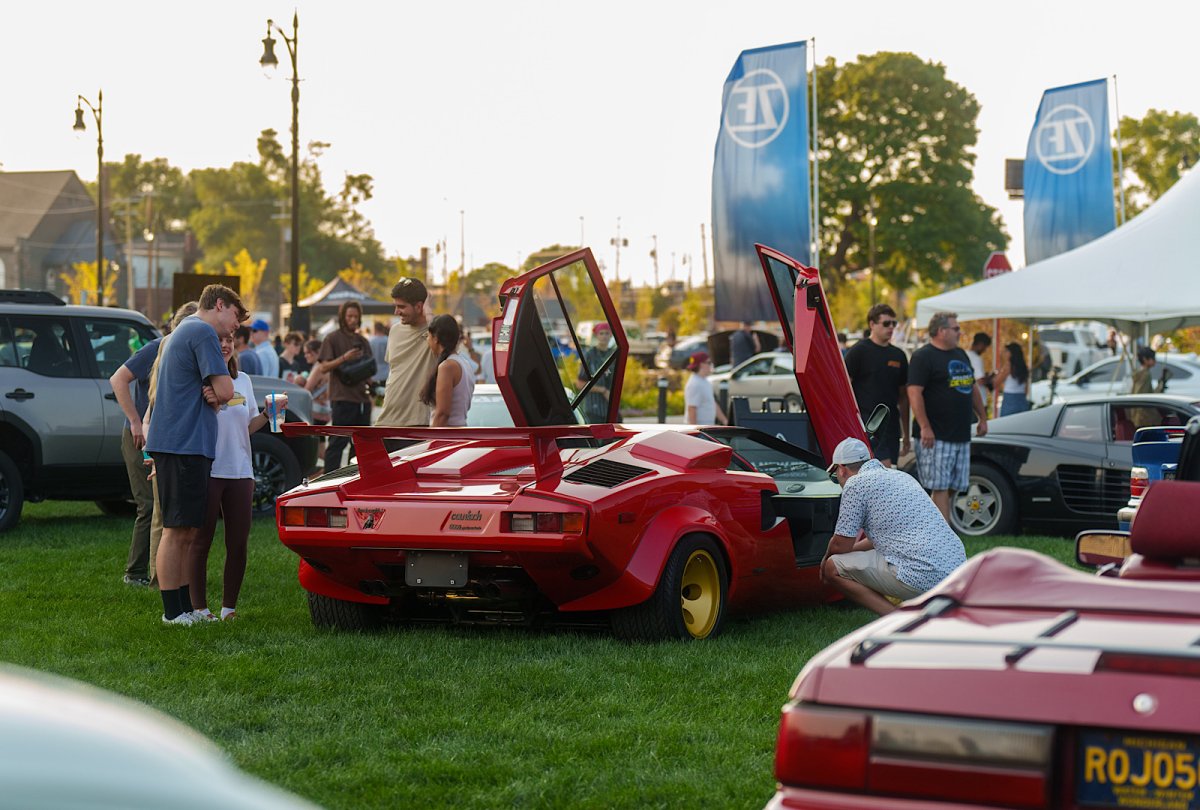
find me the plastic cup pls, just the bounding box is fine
[268,392,283,432]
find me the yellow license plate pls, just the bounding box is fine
[1078,730,1200,808]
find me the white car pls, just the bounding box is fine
[709,350,802,412]
[1037,325,1107,376]
[1030,354,1200,405]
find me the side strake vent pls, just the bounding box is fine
[564,459,653,488]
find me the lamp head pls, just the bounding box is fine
[259,21,279,68]
[73,106,86,131]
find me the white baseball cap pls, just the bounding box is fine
[831,437,871,466]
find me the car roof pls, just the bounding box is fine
[1067,393,1200,407]
[0,301,155,326]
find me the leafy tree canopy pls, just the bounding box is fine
[815,52,1007,294]
[1116,109,1200,218]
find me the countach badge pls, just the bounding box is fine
[354,508,385,530]
[445,510,484,532]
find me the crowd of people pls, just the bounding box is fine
[111,277,495,625]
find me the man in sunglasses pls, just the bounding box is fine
[844,304,910,467]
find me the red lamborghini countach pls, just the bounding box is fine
[275,245,872,640]
[767,477,1200,809]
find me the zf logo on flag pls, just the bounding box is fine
[712,41,811,323]
[1022,78,1115,265]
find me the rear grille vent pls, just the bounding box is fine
[1056,465,1129,514]
[564,459,653,488]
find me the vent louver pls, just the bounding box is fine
[563,458,653,488]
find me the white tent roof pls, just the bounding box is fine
[916,167,1200,333]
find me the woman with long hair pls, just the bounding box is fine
[185,331,285,621]
[421,314,475,426]
[996,342,1030,416]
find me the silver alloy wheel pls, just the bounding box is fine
[951,474,1002,535]
[252,449,288,513]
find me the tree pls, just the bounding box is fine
[220,249,269,313]
[60,261,116,306]
[338,261,387,300]
[678,289,710,336]
[814,52,1007,293]
[1116,109,1200,218]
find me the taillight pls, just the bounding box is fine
[503,511,584,533]
[1129,467,1148,499]
[775,703,1051,808]
[280,506,347,528]
[1097,652,1200,678]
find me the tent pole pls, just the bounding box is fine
[1112,75,1128,225]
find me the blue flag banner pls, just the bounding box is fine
[713,41,810,323]
[1023,78,1115,265]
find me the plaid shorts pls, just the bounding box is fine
[915,439,970,492]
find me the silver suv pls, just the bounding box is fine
[0,291,317,531]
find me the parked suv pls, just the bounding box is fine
[0,291,317,532]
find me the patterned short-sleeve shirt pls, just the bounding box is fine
[834,459,966,591]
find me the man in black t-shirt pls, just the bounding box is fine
[907,311,989,523]
[843,304,910,466]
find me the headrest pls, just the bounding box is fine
[1130,480,1199,560]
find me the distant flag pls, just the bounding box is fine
[712,41,811,322]
[1023,78,1116,265]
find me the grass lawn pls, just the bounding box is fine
[0,501,1079,809]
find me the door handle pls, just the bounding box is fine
[104,392,117,401]
[5,389,34,401]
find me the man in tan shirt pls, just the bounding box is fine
[377,278,438,426]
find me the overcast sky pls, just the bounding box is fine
[2,1,1197,289]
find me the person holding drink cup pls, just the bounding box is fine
[190,333,287,621]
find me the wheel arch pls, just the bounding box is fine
[0,416,39,487]
[558,506,733,612]
[298,558,388,605]
[959,457,1021,535]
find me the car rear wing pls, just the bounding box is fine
[282,422,629,481]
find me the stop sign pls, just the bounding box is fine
[983,251,1013,279]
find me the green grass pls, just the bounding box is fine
[0,501,1079,809]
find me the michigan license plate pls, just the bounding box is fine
[1077,729,1200,808]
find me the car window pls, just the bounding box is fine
[704,430,828,481]
[8,315,82,378]
[770,355,794,375]
[1159,363,1193,381]
[1038,329,1072,344]
[1111,404,1191,440]
[1057,404,1104,441]
[735,358,772,379]
[1079,361,1126,384]
[81,319,158,380]
[0,320,19,367]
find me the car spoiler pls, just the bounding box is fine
[281,422,629,481]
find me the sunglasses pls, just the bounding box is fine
[878,319,897,327]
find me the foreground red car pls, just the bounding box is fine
[768,478,1200,809]
[275,245,871,639]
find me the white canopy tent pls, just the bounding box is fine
[916,167,1200,335]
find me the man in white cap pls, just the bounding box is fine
[821,437,966,615]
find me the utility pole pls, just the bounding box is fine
[651,235,659,287]
[609,217,627,283]
[700,223,709,287]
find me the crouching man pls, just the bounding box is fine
[821,437,966,615]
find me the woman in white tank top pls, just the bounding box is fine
[422,315,475,426]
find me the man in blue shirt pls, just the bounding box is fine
[251,318,280,377]
[234,326,261,375]
[108,302,198,587]
[145,284,245,625]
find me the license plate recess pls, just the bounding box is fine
[405,551,468,588]
[1077,729,1200,809]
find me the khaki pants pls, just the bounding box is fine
[148,476,164,587]
[120,427,155,579]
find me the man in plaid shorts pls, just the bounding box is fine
[907,311,989,524]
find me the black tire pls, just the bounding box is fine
[308,591,384,631]
[95,499,136,517]
[251,432,302,515]
[0,450,23,532]
[949,463,1018,537]
[783,393,804,413]
[611,534,728,641]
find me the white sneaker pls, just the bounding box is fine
[191,609,218,622]
[162,612,197,626]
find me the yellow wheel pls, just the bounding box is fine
[611,534,728,641]
[680,549,721,638]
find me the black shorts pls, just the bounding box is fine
[151,452,212,528]
[869,421,901,463]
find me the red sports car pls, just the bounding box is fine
[768,477,1200,809]
[275,245,871,640]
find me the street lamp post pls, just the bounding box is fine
[73,90,105,306]
[259,13,303,331]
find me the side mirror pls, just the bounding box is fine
[865,403,889,436]
[1075,530,1131,568]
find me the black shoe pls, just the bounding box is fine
[123,575,151,587]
